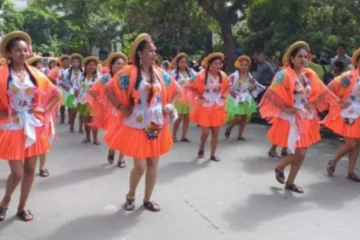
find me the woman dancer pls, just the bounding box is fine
[171,52,196,142]
[88,52,127,167]
[187,52,230,162]
[27,56,43,71]
[323,48,360,181]
[74,56,100,144]
[225,55,264,141]
[59,53,83,133]
[0,31,61,221]
[259,41,337,193]
[104,33,178,212]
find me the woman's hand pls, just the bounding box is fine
[282,107,297,114]
[304,102,315,111]
[119,106,133,117]
[31,106,46,115]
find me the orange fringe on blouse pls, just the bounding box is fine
[103,65,179,159]
[259,67,338,148]
[187,70,230,127]
[322,69,360,138]
[0,65,61,160]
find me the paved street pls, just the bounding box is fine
[0,121,358,240]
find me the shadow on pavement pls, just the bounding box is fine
[33,207,144,240]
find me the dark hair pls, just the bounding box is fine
[334,60,345,72]
[337,43,346,49]
[205,57,222,85]
[48,59,56,69]
[83,60,97,80]
[31,59,42,67]
[5,37,27,54]
[110,57,123,77]
[134,40,154,104]
[289,47,308,69]
[175,56,190,80]
[42,52,50,57]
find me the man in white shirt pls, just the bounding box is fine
[330,43,352,70]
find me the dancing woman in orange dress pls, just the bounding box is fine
[104,33,178,212]
[0,31,61,222]
[187,52,230,162]
[323,49,360,182]
[259,41,337,193]
[87,52,127,168]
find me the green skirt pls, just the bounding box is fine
[226,97,257,122]
[174,101,191,115]
[65,94,77,109]
[78,103,92,117]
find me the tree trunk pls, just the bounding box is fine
[219,20,236,73]
[205,30,213,55]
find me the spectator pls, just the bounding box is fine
[256,52,275,86]
[330,43,351,69]
[333,60,345,77]
[250,51,258,73]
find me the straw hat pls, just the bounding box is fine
[83,56,100,67]
[70,53,83,63]
[129,33,152,64]
[234,55,251,69]
[171,52,188,69]
[351,48,360,67]
[282,41,310,67]
[201,52,224,67]
[105,52,128,67]
[0,31,32,57]
[59,55,70,62]
[27,55,42,66]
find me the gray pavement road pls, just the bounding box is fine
[0,122,358,240]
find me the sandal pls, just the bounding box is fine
[210,155,221,162]
[117,160,126,168]
[237,136,247,141]
[107,152,115,164]
[181,137,191,143]
[79,129,84,134]
[198,149,204,158]
[327,161,336,177]
[347,173,360,182]
[93,141,101,145]
[70,126,74,133]
[0,207,8,222]
[268,150,279,158]
[124,196,135,211]
[39,169,50,178]
[17,209,33,222]
[173,136,178,142]
[275,167,285,184]
[285,183,304,193]
[281,150,288,157]
[225,127,231,139]
[143,201,160,212]
[82,138,91,144]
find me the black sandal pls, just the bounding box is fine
[237,136,247,141]
[117,160,126,168]
[347,173,360,182]
[93,141,101,145]
[210,155,221,162]
[17,210,33,222]
[39,169,50,178]
[143,201,160,212]
[198,149,204,158]
[275,167,285,184]
[79,129,84,134]
[327,161,336,176]
[107,152,115,164]
[285,183,304,193]
[281,150,288,157]
[268,150,279,158]
[0,207,8,222]
[181,137,191,143]
[124,196,135,211]
[224,127,231,139]
[82,138,91,144]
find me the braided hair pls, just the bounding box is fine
[175,56,191,81]
[133,40,155,104]
[109,57,122,77]
[204,57,223,85]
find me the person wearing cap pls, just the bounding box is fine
[187,52,230,162]
[259,41,338,193]
[0,31,61,222]
[225,55,265,141]
[59,53,83,133]
[87,52,127,168]
[323,48,360,182]
[48,55,70,124]
[104,33,179,212]
[170,52,197,142]
[74,56,100,144]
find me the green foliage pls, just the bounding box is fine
[0,1,24,34]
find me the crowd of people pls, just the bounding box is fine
[0,30,360,224]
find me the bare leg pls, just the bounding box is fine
[79,115,85,134]
[18,157,37,214]
[348,144,360,175]
[210,127,220,156]
[60,105,66,124]
[172,115,183,140]
[38,154,49,177]
[237,116,247,138]
[117,152,126,168]
[199,127,210,151]
[127,159,146,199]
[286,148,307,185]
[181,114,190,140]
[144,157,159,202]
[0,161,24,209]
[331,138,356,165]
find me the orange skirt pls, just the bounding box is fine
[103,124,173,159]
[268,118,321,148]
[323,116,360,139]
[190,104,226,127]
[0,126,51,160]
